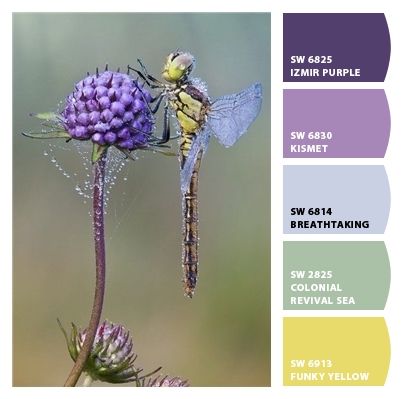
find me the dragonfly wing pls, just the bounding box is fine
[180,127,212,194]
[208,82,262,147]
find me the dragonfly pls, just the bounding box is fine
[129,51,263,298]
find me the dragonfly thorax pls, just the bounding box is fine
[168,84,210,135]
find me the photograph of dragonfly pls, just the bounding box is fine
[130,51,262,297]
[13,13,270,386]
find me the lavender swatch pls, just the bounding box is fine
[284,90,390,158]
[284,166,390,234]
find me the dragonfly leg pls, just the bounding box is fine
[127,65,162,89]
[150,93,165,113]
[156,105,171,144]
[137,58,164,85]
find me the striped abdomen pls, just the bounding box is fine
[181,150,202,298]
[170,84,209,297]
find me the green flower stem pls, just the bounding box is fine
[64,152,108,387]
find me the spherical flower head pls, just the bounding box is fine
[60,319,140,384]
[23,70,177,162]
[146,375,189,387]
[62,71,154,153]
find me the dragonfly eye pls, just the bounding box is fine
[162,51,195,83]
[170,51,181,61]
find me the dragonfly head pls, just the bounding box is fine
[162,51,195,83]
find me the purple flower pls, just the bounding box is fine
[62,71,153,152]
[22,68,176,163]
[58,319,169,385]
[60,320,140,384]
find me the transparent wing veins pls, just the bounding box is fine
[207,82,262,147]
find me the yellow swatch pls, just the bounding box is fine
[284,317,390,385]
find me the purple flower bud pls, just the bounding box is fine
[83,86,95,100]
[111,74,123,86]
[60,320,146,384]
[74,125,89,139]
[132,98,144,113]
[77,113,89,126]
[88,111,100,125]
[84,76,94,86]
[104,132,117,144]
[135,113,147,124]
[66,114,76,128]
[96,72,112,86]
[110,101,125,116]
[74,90,83,100]
[133,134,147,146]
[94,122,109,133]
[143,121,153,133]
[75,100,86,112]
[131,119,143,131]
[86,99,99,112]
[134,88,144,100]
[121,85,131,94]
[117,127,130,139]
[65,101,75,114]
[92,132,105,145]
[110,117,123,129]
[108,87,120,100]
[101,109,114,123]
[123,111,134,123]
[98,96,111,110]
[120,92,133,107]
[95,85,108,98]
[117,138,134,149]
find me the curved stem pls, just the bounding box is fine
[64,152,108,387]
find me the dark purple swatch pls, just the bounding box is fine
[284,13,390,82]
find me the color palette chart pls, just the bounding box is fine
[282,13,391,386]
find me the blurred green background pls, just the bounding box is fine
[13,13,270,387]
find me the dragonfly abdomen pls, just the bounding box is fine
[182,153,202,298]
[179,131,197,160]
